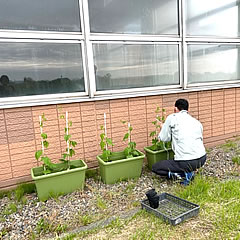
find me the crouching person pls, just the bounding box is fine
[152,99,206,185]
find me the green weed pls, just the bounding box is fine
[79,214,94,226]
[96,196,107,210]
[3,203,18,215]
[232,155,240,165]
[221,139,238,152]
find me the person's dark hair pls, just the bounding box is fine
[175,99,189,111]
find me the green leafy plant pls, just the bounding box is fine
[35,113,55,174]
[99,125,114,161]
[149,107,171,151]
[122,120,140,158]
[59,111,78,170]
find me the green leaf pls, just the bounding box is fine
[69,121,72,127]
[150,131,156,137]
[64,135,71,141]
[152,120,157,125]
[41,156,55,169]
[62,153,68,159]
[129,126,133,132]
[121,120,126,124]
[71,141,77,147]
[60,115,65,119]
[162,108,166,112]
[35,150,42,160]
[43,169,51,175]
[43,140,49,148]
[106,138,113,146]
[133,150,139,156]
[100,133,105,141]
[41,133,47,139]
[100,141,105,150]
[152,138,158,145]
[129,141,136,149]
[123,133,129,141]
[42,113,46,121]
[155,107,160,113]
[100,125,104,130]
[69,149,75,157]
[59,158,67,163]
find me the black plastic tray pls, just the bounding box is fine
[141,192,200,225]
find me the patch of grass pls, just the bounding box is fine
[36,218,50,234]
[123,183,136,194]
[79,214,94,226]
[220,139,238,152]
[232,155,240,165]
[0,228,8,238]
[0,190,11,199]
[64,176,240,240]
[3,202,18,215]
[205,148,212,154]
[96,196,107,210]
[36,218,68,236]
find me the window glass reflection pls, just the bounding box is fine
[188,45,240,84]
[186,0,240,37]
[0,0,81,32]
[89,0,178,35]
[0,43,84,98]
[93,44,179,91]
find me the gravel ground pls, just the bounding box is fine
[0,142,239,240]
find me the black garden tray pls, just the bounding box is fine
[141,192,200,225]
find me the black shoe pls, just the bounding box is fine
[146,189,159,209]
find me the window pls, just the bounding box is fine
[186,0,240,37]
[88,0,178,35]
[188,44,240,84]
[0,42,84,98]
[0,0,81,32]
[93,43,179,90]
[1,0,240,107]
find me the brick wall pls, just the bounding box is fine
[1,88,240,189]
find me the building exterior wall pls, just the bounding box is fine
[1,87,240,189]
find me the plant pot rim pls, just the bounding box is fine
[31,159,87,180]
[97,150,145,166]
[144,146,172,154]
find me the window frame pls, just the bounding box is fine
[1,0,240,109]
[0,39,89,106]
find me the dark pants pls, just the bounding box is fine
[152,154,207,176]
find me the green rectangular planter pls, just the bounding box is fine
[31,159,87,201]
[97,150,145,184]
[144,146,174,170]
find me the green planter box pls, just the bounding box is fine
[31,159,87,201]
[144,146,174,170]
[97,150,145,184]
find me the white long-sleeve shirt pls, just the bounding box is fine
[158,110,206,160]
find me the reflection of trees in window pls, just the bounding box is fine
[0,75,15,97]
[0,75,84,98]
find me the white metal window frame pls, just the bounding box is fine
[0,0,240,109]
[185,42,240,88]
[0,39,89,108]
[88,41,182,96]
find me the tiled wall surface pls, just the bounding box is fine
[1,88,240,188]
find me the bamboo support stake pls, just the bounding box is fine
[39,115,44,156]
